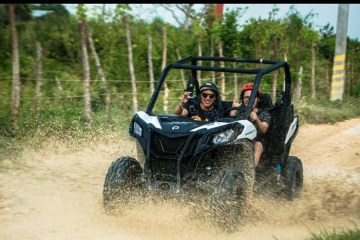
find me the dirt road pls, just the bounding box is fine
[1,118,359,240]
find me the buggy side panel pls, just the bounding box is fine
[263,92,297,164]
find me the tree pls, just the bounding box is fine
[318,23,336,61]
[9,4,20,131]
[191,16,205,83]
[161,25,169,113]
[116,4,138,114]
[220,7,247,99]
[159,4,196,31]
[346,39,360,96]
[203,4,226,95]
[283,6,317,101]
[147,33,155,93]
[87,25,111,119]
[220,6,247,57]
[311,41,317,99]
[265,6,283,99]
[283,7,305,101]
[77,4,92,125]
[125,15,138,114]
[35,41,42,123]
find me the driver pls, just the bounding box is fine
[230,83,271,167]
[173,82,221,122]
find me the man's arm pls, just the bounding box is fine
[251,109,270,134]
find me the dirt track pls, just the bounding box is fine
[1,118,360,240]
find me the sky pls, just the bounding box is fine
[64,4,360,40]
[233,4,360,39]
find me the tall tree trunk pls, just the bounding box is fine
[161,26,169,113]
[349,49,356,94]
[210,35,215,82]
[147,33,155,93]
[311,41,317,99]
[325,65,331,93]
[217,40,225,100]
[283,45,289,92]
[80,20,92,125]
[9,4,20,131]
[197,37,202,84]
[101,4,106,20]
[87,26,111,119]
[176,49,186,89]
[272,37,279,101]
[294,66,303,101]
[293,38,303,101]
[54,76,64,98]
[35,41,42,123]
[124,16,138,114]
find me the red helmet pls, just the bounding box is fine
[241,83,261,94]
[240,83,261,98]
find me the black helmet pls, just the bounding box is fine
[200,82,219,94]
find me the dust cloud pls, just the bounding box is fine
[1,118,359,240]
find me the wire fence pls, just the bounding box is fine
[0,69,285,126]
[0,72,278,99]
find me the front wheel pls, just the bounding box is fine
[282,156,303,200]
[209,170,248,233]
[103,156,144,215]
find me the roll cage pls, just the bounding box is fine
[146,56,292,119]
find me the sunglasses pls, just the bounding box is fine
[201,93,215,99]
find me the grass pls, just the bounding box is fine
[308,226,360,240]
[295,96,360,125]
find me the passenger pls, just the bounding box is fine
[230,83,271,167]
[174,82,221,121]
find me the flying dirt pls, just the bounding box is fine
[0,118,359,240]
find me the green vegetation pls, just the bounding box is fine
[296,96,360,124]
[308,226,360,240]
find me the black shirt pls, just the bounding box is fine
[185,99,221,122]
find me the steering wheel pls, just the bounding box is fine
[223,107,248,120]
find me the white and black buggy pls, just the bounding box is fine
[103,56,303,232]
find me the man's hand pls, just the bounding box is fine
[191,115,202,121]
[180,91,192,107]
[250,111,258,122]
[229,101,241,116]
[232,101,241,108]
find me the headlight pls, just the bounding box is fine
[133,122,142,137]
[212,128,236,145]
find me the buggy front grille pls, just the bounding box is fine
[153,134,188,155]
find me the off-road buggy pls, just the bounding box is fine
[103,56,303,232]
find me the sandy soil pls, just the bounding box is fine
[1,118,359,240]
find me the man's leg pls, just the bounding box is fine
[254,141,263,167]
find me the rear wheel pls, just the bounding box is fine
[103,156,144,215]
[282,156,303,200]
